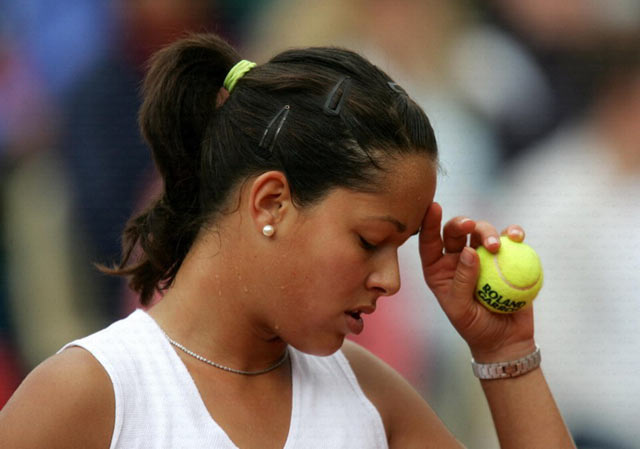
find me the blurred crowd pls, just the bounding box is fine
[1,1,639,448]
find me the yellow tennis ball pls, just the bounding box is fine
[475,236,543,314]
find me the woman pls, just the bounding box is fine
[0,33,575,448]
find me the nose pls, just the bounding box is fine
[366,249,401,297]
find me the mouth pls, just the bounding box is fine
[345,311,364,335]
[344,305,375,335]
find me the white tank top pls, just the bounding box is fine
[59,310,388,448]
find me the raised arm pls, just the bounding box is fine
[419,202,575,448]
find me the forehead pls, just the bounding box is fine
[318,154,437,231]
[375,154,436,217]
[378,154,437,197]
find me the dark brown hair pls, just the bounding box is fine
[104,32,437,305]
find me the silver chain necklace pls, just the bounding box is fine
[163,332,289,375]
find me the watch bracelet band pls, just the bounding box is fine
[471,345,541,380]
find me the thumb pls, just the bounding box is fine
[449,247,479,310]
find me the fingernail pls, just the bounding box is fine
[460,248,474,266]
[487,236,500,247]
[509,228,524,238]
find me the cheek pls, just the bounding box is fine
[304,235,368,290]
[278,235,368,305]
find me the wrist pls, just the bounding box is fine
[472,344,541,380]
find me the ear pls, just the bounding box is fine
[248,171,294,234]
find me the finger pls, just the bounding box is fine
[443,217,476,253]
[419,202,444,268]
[469,220,501,253]
[442,247,479,321]
[501,224,525,243]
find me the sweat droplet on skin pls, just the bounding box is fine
[243,286,249,293]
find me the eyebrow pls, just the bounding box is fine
[367,215,418,235]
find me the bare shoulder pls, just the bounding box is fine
[0,346,115,449]
[341,339,465,449]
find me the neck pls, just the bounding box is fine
[147,227,287,373]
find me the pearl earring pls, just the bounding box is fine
[262,224,275,237]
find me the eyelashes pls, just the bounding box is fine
[359,236,378,251]
[359,234,414,253]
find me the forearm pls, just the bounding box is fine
[480,367,575,449]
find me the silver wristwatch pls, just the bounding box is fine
[471,346,541,380]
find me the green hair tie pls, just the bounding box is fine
[223,60,257,93]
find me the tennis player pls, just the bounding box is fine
[0,33,575,448]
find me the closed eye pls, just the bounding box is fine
[359,236,378,251]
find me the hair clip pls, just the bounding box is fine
[323,76,352,116]
[259,105,290,152]
[387,81,407,95]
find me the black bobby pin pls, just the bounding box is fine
[323,76,352,116]
[387,81,407,95]
[259,104,290,152]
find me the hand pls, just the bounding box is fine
[419,202,536,363]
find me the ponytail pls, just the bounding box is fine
[101,34,240,305]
